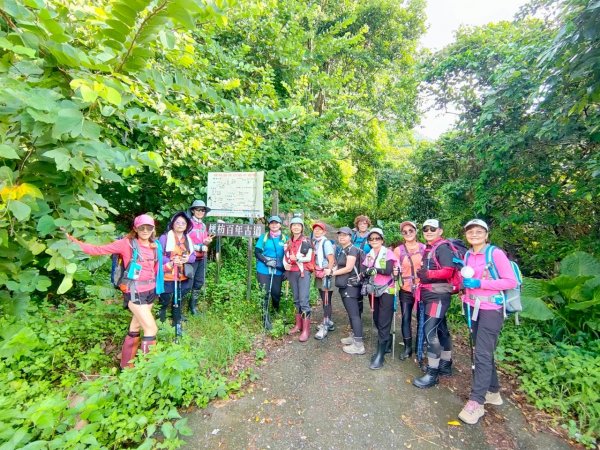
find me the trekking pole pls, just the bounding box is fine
[264,267,274,331]
[173,264,181,343]
[370,290,376,351]
[415,284,425,370]
[465,302,475,376]
[392,276,398,360]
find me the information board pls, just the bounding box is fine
[206,172,264,218]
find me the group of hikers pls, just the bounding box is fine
[255,214,518,425]
[67,201,518,426]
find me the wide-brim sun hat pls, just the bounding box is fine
[464,219,489,231]
[337,226,353,235]
[367,227,384,240]
[134,214,155,228]
[190,199,211,213]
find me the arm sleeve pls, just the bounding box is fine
[70,236,128,257]
[480,248,518,290]
[254,246,268,263]
[376,259,394,276]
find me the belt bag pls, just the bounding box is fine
[361,282,390,298]
[468,294,503,321]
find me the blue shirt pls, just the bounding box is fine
[352,232,371,255]
[255,233,286,276]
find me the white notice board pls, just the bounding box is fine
[206,172,264,218]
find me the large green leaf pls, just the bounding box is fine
[560,251,600,277]
[520,296,555,320]
[0,144,19,159]
[51,108,84,139]
[8,200,31,221]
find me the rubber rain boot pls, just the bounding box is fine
[140,336,156,354]
[413,366,440,389]
[189,290,200,316]
[399,338,413,361]
[385,335,393,354]
[120,331,141,369]
[369,340,387,370]
[438,359,453,377]
[288,313,302,335]
[299,315,311,342]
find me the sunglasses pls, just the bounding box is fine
[368,236,383,242]
[137,225,154,232]
[192,208,206,213]
[422,226,438,232]
[401,229,415,235]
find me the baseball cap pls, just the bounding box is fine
[399,221,417,231]
[268,215,283,224]
[423,219,441,229]
[367,227,384,239]
[312,222,327,231]
[134,214,155,228]
[464,219,489,231]
[337,226,353,235]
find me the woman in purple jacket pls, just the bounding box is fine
[458,219,517,425]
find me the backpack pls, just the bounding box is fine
[430,238,469,294]
[351,231,368,266]
[476,245,523,322]
[302,238,316,273]
[111,239,157,292]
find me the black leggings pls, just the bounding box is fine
[372,293,394,343]
[340,288,363,338]
[399,290,415,340]
[422,292,452,359]
[257,273,283,310]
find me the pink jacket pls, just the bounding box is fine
[69,237,157,293]
[189,219,208,246]
[462,247,518,310]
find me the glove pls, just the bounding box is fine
[452,257,465,267]
[366,267,377,277]
[416,268,428,279]
[462,278,481,289]
[266,259,277,268]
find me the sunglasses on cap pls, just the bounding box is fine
[401,229,415,235]
[422,226,438,232]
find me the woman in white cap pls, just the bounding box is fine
[393,221,426,361]
[188,200,214,315]
[67,214,164,369]
[332,226,365,355]
[255,216,287,328]
[361,227,398,369]
[312,222,335,340]
[284,216,314,342]
[458,219,517,425]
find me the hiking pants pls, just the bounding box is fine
[399,290,416,340]
[340,287,363,338]
[372,292,394,343]
[191,257,206,290]
[422,291,452,359]
[257,273,283,310]
[287,271,311,315]
[470,307,504,404]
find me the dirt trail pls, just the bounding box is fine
[182,293,572,449]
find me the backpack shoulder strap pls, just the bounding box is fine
[485,245,499,279]
[130,238,140,261]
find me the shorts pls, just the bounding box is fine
[123,290,157,308]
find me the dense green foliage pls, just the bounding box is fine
[0,259,262,449]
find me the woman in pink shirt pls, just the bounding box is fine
[458,219,517,425]
[67,214,164,369]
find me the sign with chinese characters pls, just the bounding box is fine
[208,223,264,238]
[206,171,264,218]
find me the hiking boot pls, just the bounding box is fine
[343,339,366,355]
[299,316,311,342]
[458,400,485,425]
[340,332,354,345]
[485,391,503,406]
[326,319,335,331]
[369,341,387,370]
[315,323,328,340]
[399,338,412,361]
[413,366,439,389]
[438,359,453,377]
[288,314,302,334]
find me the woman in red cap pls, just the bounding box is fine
[393,221,426,361]
[67,214,165,369]
[311,222,335,340]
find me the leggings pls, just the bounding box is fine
[399,290,415,339]
[340,288,363,338]
[191,257,206,290]
[372,292,394,343]
[257,272,283,310]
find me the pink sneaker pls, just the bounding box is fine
[458,400,485,424]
